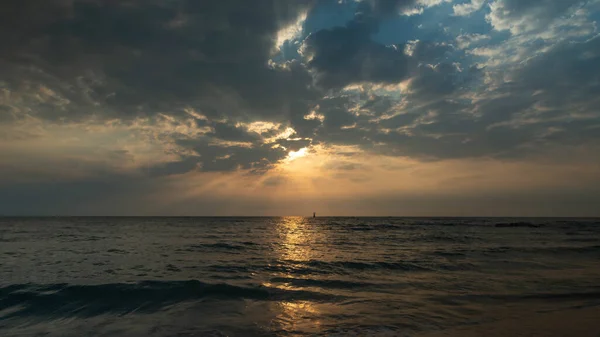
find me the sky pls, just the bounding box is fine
[1,0,600,216]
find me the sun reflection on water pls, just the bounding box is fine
[275,216,316,262]
[266,216,326,332]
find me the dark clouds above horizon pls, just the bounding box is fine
[1,0,600,215]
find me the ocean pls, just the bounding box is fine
[1,217,599,336]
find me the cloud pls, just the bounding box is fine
[456,33,490,49]
[303,27,600,163]
[487,0,591,34]
[3,0,598,172]
[359,0,450,17]
[303,19,410,89]
[301,1,457,90]
[0,0,321,177]
[360,0,420,17]
[1,0,600,216]
[453,0,486,16]
[406,62,480,100]
[1,0,317,121]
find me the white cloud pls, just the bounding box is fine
[453,0,486,16]
[274,10,308,51]
[468,4,597,70]
[486,0,595,35]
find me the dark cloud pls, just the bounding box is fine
[469,35,600,141]
[516,35,600,104]
[408,63,481,100]
[0,0,481,179]
[379,112,420,129]
[303,19,409,89]
[358,0,420,19]
[289,112,322,138]
[146,157,201,177]
[162,141,289,174]
[301,1,457,90]
[308,34,600,161]
[198,145,284,173]
[410,41,454,63]
[319,96,358,129]
[1,0,316,120]
[409,63,462,99]
[210,123,261,143]
[277,138,313,152]
[0,0,320,176]
[360,95,395,116]
[298,0,445,90]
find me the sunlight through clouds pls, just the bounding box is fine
[286,147,308,162]
[274,10,308,51]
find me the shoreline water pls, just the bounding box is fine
[419,306,600,337]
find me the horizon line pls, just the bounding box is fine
[1,215,599,219]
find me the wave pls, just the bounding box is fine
[480,245,600,255]
[323,325,409,337]
[268,277,388,290]
[178,242,258,252]
[208,259,476,277]
[331,219,600,229]
[494,222,542,228]
[0,280,343,319]
[432,291,600,305]
[432,250,467,257]
[564,237,600,243]
[271,260,433,275]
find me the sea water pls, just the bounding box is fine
[1,217,599,336]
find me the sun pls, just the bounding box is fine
[287,147,308,161]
